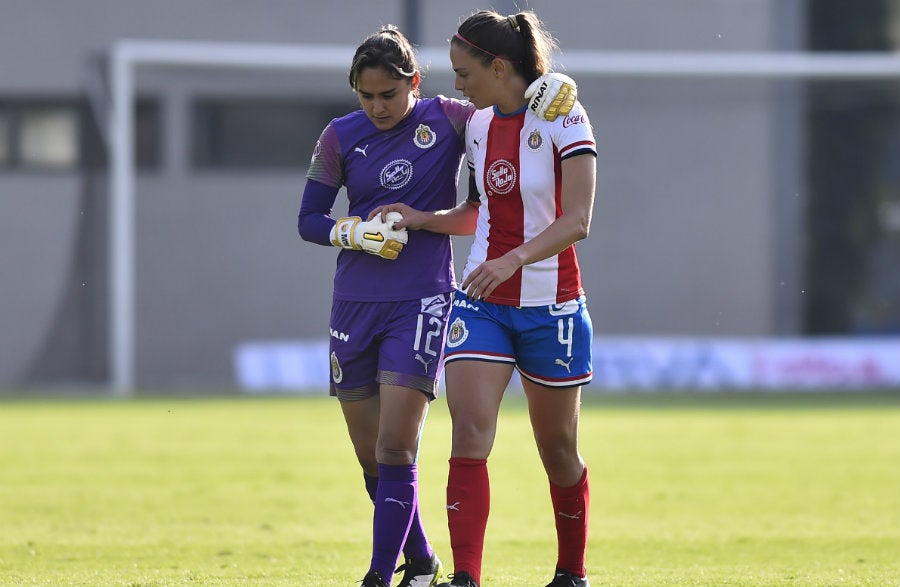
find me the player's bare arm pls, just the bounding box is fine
[462,154,596,300]
[368,199,479,235]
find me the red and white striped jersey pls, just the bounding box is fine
[463,101,596,306]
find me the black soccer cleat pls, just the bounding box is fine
[544,568,590,587]
[395,552,444,587]
[436,570,478,587]
[361,569,389,587]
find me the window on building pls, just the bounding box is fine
[192,98,354,170]
[0,98,161,172]
[20,107,80,169]
[134,100,162,170]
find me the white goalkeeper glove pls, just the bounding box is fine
[329,212,408,260]
[525,72,577,121]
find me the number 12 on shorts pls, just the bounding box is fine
[414,314,443,358]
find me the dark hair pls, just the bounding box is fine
[452,10,557,84]
[349,25,420,95]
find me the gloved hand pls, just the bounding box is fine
[329,212,408,260]
[525,72,577,121]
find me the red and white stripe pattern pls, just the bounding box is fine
[464,102,596,307]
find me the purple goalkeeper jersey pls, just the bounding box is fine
[306,96,472,302]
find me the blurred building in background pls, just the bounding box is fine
[1,1,897,391]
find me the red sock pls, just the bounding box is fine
[446,457,489,584]
[549,466,589,577]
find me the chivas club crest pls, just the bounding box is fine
[414,123,436,149]
[330,352,343,384]
[446,317,469,348]
[526,129,543,152]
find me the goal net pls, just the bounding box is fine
[104,40,900,394]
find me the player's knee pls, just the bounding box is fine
[450,419,495,458]
[536,436,579,469]
[376,445,416,465]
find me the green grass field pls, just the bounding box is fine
[1,392,899,587]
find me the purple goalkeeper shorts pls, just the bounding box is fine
[328,293,453,401]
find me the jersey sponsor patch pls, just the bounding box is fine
[453,297,480,311]
[562,113,588,128]
[330,327,350,341]
[380,159,413,190]
[486,159,516,196]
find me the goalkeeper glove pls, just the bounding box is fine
[525,72,577,121]
[329,213,408,260]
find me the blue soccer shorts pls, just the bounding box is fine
[444,291,593,387]
[328,293,453,401]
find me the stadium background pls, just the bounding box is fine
[1,0,898,392]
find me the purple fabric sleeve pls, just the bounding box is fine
[297,179,340,246]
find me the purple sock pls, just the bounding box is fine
[370,463,417,579]
[402,502,433,562]
[364,472,378,503]
[364,471,432,561]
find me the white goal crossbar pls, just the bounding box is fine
[108,39,900,394]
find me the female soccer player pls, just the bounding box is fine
[371,10,596,587]
[296,25,576,587]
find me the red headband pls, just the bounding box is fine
[453,32,521,63]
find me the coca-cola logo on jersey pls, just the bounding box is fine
[562,113,586,127]
[486,159,516,196]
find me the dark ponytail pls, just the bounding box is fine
[452,10,557,84]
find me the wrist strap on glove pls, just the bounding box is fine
[330,216,362,249]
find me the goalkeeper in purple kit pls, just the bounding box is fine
[297,24,576,587]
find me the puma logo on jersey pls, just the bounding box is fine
[446,502,461,511]
[555,357,574,373]
[354,145,369,157]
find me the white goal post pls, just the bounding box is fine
[108,39,900,395]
